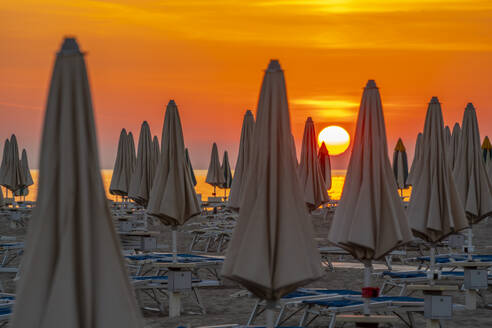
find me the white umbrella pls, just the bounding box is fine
[17,149,34,198]
[449,123,461,170]
[328,80,413,313]
[392,138,408,193]
[318,142,332,190]
[406,132,422,186]
[407,97,468,280]
[109,128,129,197]
[12,37,142,328]
[128,121,154,207]
[228,110,255,209]
[221,151,232,198]
[222,60,322,328]
[205,142,224,196]
[482,136,492,184]
[185,148,197,187]
[298,117,329,210]
[147,100,200,262]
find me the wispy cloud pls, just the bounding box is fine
[291,97,359,121]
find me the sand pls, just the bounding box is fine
[1,209,492,327]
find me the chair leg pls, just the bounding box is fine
[247,300,261,325]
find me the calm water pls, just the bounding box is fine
[11,169,412,203]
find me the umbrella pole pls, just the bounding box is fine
[430,244,436,286]
[172,227,178,263]
[213,185,216,197]
[266,300,277,328]
[363,260,372,315]
[467,225,473,261]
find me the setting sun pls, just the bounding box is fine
[318,126,350,156]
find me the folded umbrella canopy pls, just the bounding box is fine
[0,139,9,188]
[16,149,34,197]
[128,121,155,207]
[392,138,408,191]
[453,103,492,224]
[228,110,255,209]
[12,37,142,328]
[221,151,233,190]
[318,142,332,190]
[152,135,160,173]
[408,97,468,243]
[449,123,461,170]
[185,148,197,187]
[109,128,131,196]
[298,117,329,210]
[444,125,451,149]
[205,142,224,196]
[406,132,422,186]
[481,136,492,184]
[2,134,23,193]
[222,60,322,314]
[127,131,136,173]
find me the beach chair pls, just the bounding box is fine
[299,295,425,327]
[247,289,361,326]
[0,242,24,273]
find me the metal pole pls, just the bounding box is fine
[172,227,178,263]
[363,260,372,315]
[266,300,277,328]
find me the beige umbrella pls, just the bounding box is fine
[228,110,255,209]
[17,149,34,198]
[481,136,492,184]
[12,37,142,328]
[298,117,329,210]
[449,123,461,170]
[407,97,468,279]
[328,80,413,313]
[220,151,232,199]
[152,135,160,172]
[185,148,197,186]
[147,100,200,263]
[109,129,129,197]
[205,142,224,196]
[222,60,322,327]
[406,132,422,186]
[128,121,154,207]
[392,138,408,194]
[318,142,332,190]
[453,103,492,224]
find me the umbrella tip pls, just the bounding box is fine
[466,102,475,110]
[482,136,492,150]
[59,37,81,55]
[366,80,377,88]
[168,99,176,105]
[430,96,439,103]
[395,138,405,151]
[245,109,253,116]
[266,59,282,72]
[306,116,313,123]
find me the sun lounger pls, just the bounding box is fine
[0,242,24,273]
[247,289,361,326]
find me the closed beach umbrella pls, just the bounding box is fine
[221,151,232,191]
[228,110,255,209]
[481,136,492,183]
[392,138,408,191]
[453,103,492,224]
[408,97,468,243]
[406,132,422,186]
[318,142,332,190]
[12,37,142,328]
[17,149,34,197]
[222,61,322,325]
[0,139,9,188]
[109,129,129,196]
[444,125,451,149]
[152,135,160,171]
[128,121,154,207]
[185,148,197,186]
[328,81,412,310]
[127,131,136,173]
[449,123,461,170]
[298,117,329,210]
[2,134,23,193]
[205,142,224,196]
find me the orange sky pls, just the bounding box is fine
[1,0,492,169]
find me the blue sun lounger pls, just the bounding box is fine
[299,296,424,327]
[247,289,361,326]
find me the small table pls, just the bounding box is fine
[407,285,458,328]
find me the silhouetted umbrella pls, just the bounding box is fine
[0,139,9,190]
[408,97,468,279]
[482,136,492,183]
[328,80,413,314]
[127,131,136,173]
[12,37,142,328]
[185,148,197,187]
[109,129,130,197]
[392,138,408,193]
[449,123,461,170]
[444,125,451,149]
[17,149,34,197]
[128,121,155,207]
[318,142,332,190]
[205,142,224,196]
[222,60,322,328]
[406,132,422,186]
[228,110,255,209]
[298,117,329,210]
[152,135,159,173]
[221,151,232,198]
